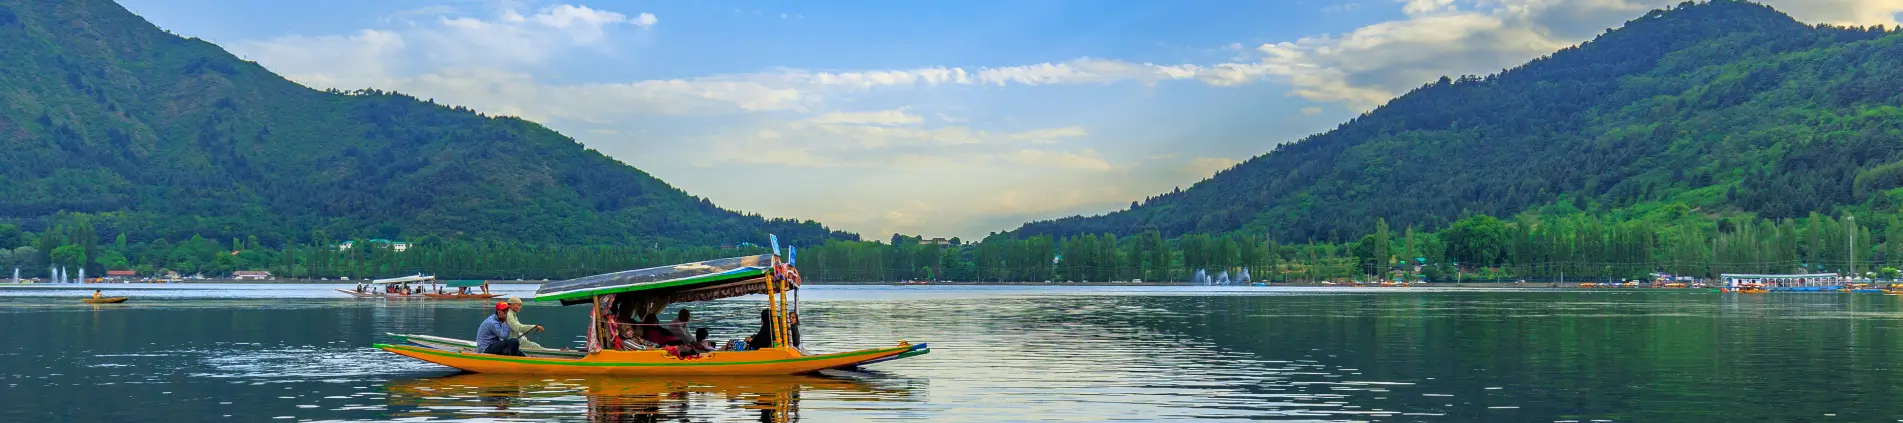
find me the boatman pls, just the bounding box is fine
[476,301,525,356]
[504,297,545,350]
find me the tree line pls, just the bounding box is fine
[0,217,766,280]
[7,208,1902,284]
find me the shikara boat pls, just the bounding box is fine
[421,292,501,300]
[339,275,497,299]
[376,247,929,375]
[82,297,128,304]
[421,280,500,300]
[338,274,434,298]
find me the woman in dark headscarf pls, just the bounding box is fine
[747,308,775,350]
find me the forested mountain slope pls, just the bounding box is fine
[0,0,853,247]
[1014,0,1903,242]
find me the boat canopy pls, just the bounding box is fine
[533,255,789,305]
[373,275,435,284]
[443,279,487,288]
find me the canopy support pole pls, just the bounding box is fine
[587,296,601,352]
[765,260,785,348]
[777,274,792,348]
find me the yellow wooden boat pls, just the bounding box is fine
[375,343,917,376]
[377,246,929,375]
[384,371,898,399]
[82,297,128,304]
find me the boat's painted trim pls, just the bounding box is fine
[388,333,587,359]
[378,343,895,367]
[375,343,913,375]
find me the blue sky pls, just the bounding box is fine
[118,0,1903,239]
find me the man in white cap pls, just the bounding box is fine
[505,297,545,350]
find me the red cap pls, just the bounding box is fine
[496,301,510,311]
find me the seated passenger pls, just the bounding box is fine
[746,309,776,350]
[619,325,658,350]
[640,314,682,346]
[788,311,802,347]
[667,309,695,344]
[694,328,716,352]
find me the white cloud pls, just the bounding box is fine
[703,119,1105,169]
[1300,106,1324,116]
[236,3,655,88]
[1005,149,1112,171]
[1771,0,1903,26]
[806,108,924,125]
[1006,126,1088,144]
[1323,2,1363,13]
[1226,0,1903,110]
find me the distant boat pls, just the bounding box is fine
[339,275,496,300]
[83,297,129,304]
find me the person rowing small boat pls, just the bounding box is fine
[503,297,545,350]
[476,301,526,356]
[83,290,129,304]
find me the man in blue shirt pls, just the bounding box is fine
[476,301,524,356]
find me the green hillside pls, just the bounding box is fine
[1014,0,1903,244]
[0,0,853,249]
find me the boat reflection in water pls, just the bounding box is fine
[384,370,916,422]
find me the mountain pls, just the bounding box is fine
[1013,0,1903,242]
[0,0,855,247]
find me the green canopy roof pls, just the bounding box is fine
[443,280,486,288]
[533,255,788,304]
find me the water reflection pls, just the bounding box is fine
[17,286,1903,421]
[384,371,912,422]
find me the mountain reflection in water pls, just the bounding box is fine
[11,285,1903,421]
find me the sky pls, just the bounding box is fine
[116,0,1903,240]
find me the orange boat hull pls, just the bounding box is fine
[376,343,916,376]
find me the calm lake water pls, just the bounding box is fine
[5,284,1903,422]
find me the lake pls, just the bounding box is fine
[4,284,1902,422]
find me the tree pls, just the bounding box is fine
[0,224,21,250]
[1374,218,1391,273]
[49,245,86,268]
[96,250,129,270]
[10,246,40,270]
[1443,215,1508,266]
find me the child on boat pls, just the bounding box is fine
[694,328,716,351]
